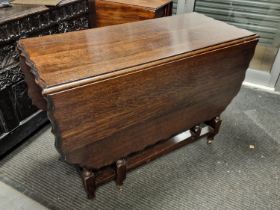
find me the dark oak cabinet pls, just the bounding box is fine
[0,0,89,156]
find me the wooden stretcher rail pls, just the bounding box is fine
[82,123,216,198]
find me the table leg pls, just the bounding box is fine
[190,125,202,138]
[81,168,96,199]
[205,116,222,144]
[115,159,127,191]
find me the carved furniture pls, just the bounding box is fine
[0,0,88,156]
[18,13,258,198]
[89,0,173,27]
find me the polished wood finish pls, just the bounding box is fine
[18,13,258,198]
[18,13,256,90]
[88,0,172,27]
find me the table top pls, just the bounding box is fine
[100,0,172,9]
[18,12,257,92]
[0,0,78,24]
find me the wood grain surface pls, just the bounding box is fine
[18,13,256,90]
[50,39,257,168]
[18,13,258,169]
[92,0,155,27]
[96,0,172,9]
[89,0,172,27]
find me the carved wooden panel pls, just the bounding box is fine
[0,0,89,153]
[0,44,22,91]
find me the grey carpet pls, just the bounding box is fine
[0,87,280,210]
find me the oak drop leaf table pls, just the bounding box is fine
[18,13,258,198]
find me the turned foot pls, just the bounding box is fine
[81,168,96,199]
[190,125,202,138]
[115,159,127,190]
[205,116,222,144]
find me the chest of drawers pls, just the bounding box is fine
[89,0,173,27]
